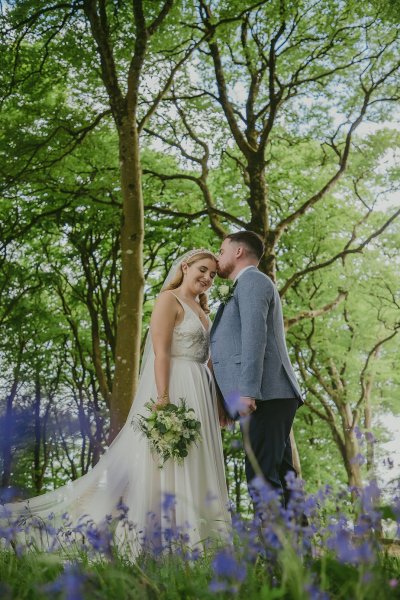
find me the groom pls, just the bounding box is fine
[210,231,303,507]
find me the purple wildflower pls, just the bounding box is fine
[85,523,113,556]
[305,583,330,600]
[162,492,176,513]
[209,580,234,593]
[354,426,363,440]
[350,453,366,466]
[210,549,246,594]
[212,549,246,579]
[42,562,86,600]
[365,431,375,444]
[116,498,129,519]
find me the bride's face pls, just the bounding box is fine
[182,257,217,294]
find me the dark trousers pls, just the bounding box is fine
[240,397,298,508]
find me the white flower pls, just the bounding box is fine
[213,281,237,305]
[218,284,230,296]
[134,398,201,468]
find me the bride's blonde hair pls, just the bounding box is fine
[163,249,217,314]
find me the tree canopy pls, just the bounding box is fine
[1,0,399,497]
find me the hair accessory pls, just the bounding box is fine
[183,248,217,262]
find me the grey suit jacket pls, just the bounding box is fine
[210,267,303,404]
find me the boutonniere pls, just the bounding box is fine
[213,281,237,305]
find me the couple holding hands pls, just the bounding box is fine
[3,230,303,555]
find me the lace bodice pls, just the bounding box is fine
[170,295,210,364]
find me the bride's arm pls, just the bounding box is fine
[150,292,180,409]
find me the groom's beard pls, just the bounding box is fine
[217,261,235,279]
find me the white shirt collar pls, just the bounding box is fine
[233,265,255,283]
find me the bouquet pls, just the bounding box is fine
[133,399,201,468]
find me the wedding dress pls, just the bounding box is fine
[1,292,231,556]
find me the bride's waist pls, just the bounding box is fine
[170,354,208,364]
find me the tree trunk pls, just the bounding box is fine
[33,377,42,493]
[1,385,17,488]
[247,154,269,235]
[364,377,374,473]
[1,348,23,488]
[343,431,363,488]
[109,118,145,439]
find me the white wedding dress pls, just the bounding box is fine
[1,294,231,556]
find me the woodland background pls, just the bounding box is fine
[1,0,399,514]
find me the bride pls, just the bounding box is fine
[1,249,231,556]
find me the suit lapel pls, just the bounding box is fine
[211,279,242,335]
[210,303,225,335]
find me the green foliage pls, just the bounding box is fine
[0,543,399,599]
[1,0,399,496]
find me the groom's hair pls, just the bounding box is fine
[225,231,265,260]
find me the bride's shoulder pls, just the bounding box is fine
[151,291,183,327]
[155,290,182,312]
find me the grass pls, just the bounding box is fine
[0,538,399,599]
[1,476,400,599]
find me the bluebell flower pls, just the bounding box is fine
[116,498,130,519]
[305,583,330,600]
[350,453,366,466]
[0,505,12,519]
[163,527,175,543]
[212,549,246,581]
[354,425,363,440]
[361,571,373,584]
[0,487,26,504]
[42,562,86,600]
[85,523,113,556]
[209,580,233,593]
[190,547,201,561]
[210,549,246,594]
[162,492,176,513]
[365,431,375,444]
[249,475,282,509]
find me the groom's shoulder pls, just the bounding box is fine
[241,267,275,290]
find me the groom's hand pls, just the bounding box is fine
[238,396,257,417]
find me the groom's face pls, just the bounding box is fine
[217,239,237,278]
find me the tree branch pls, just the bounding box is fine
[147,0,174,36]
[284,289,348,330]
[280,206,400,296]
[83,0,125,122]
[144,199,247,228]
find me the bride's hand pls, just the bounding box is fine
[153,392,170,411]
[219,412,234,428]
[217,396,233,427]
